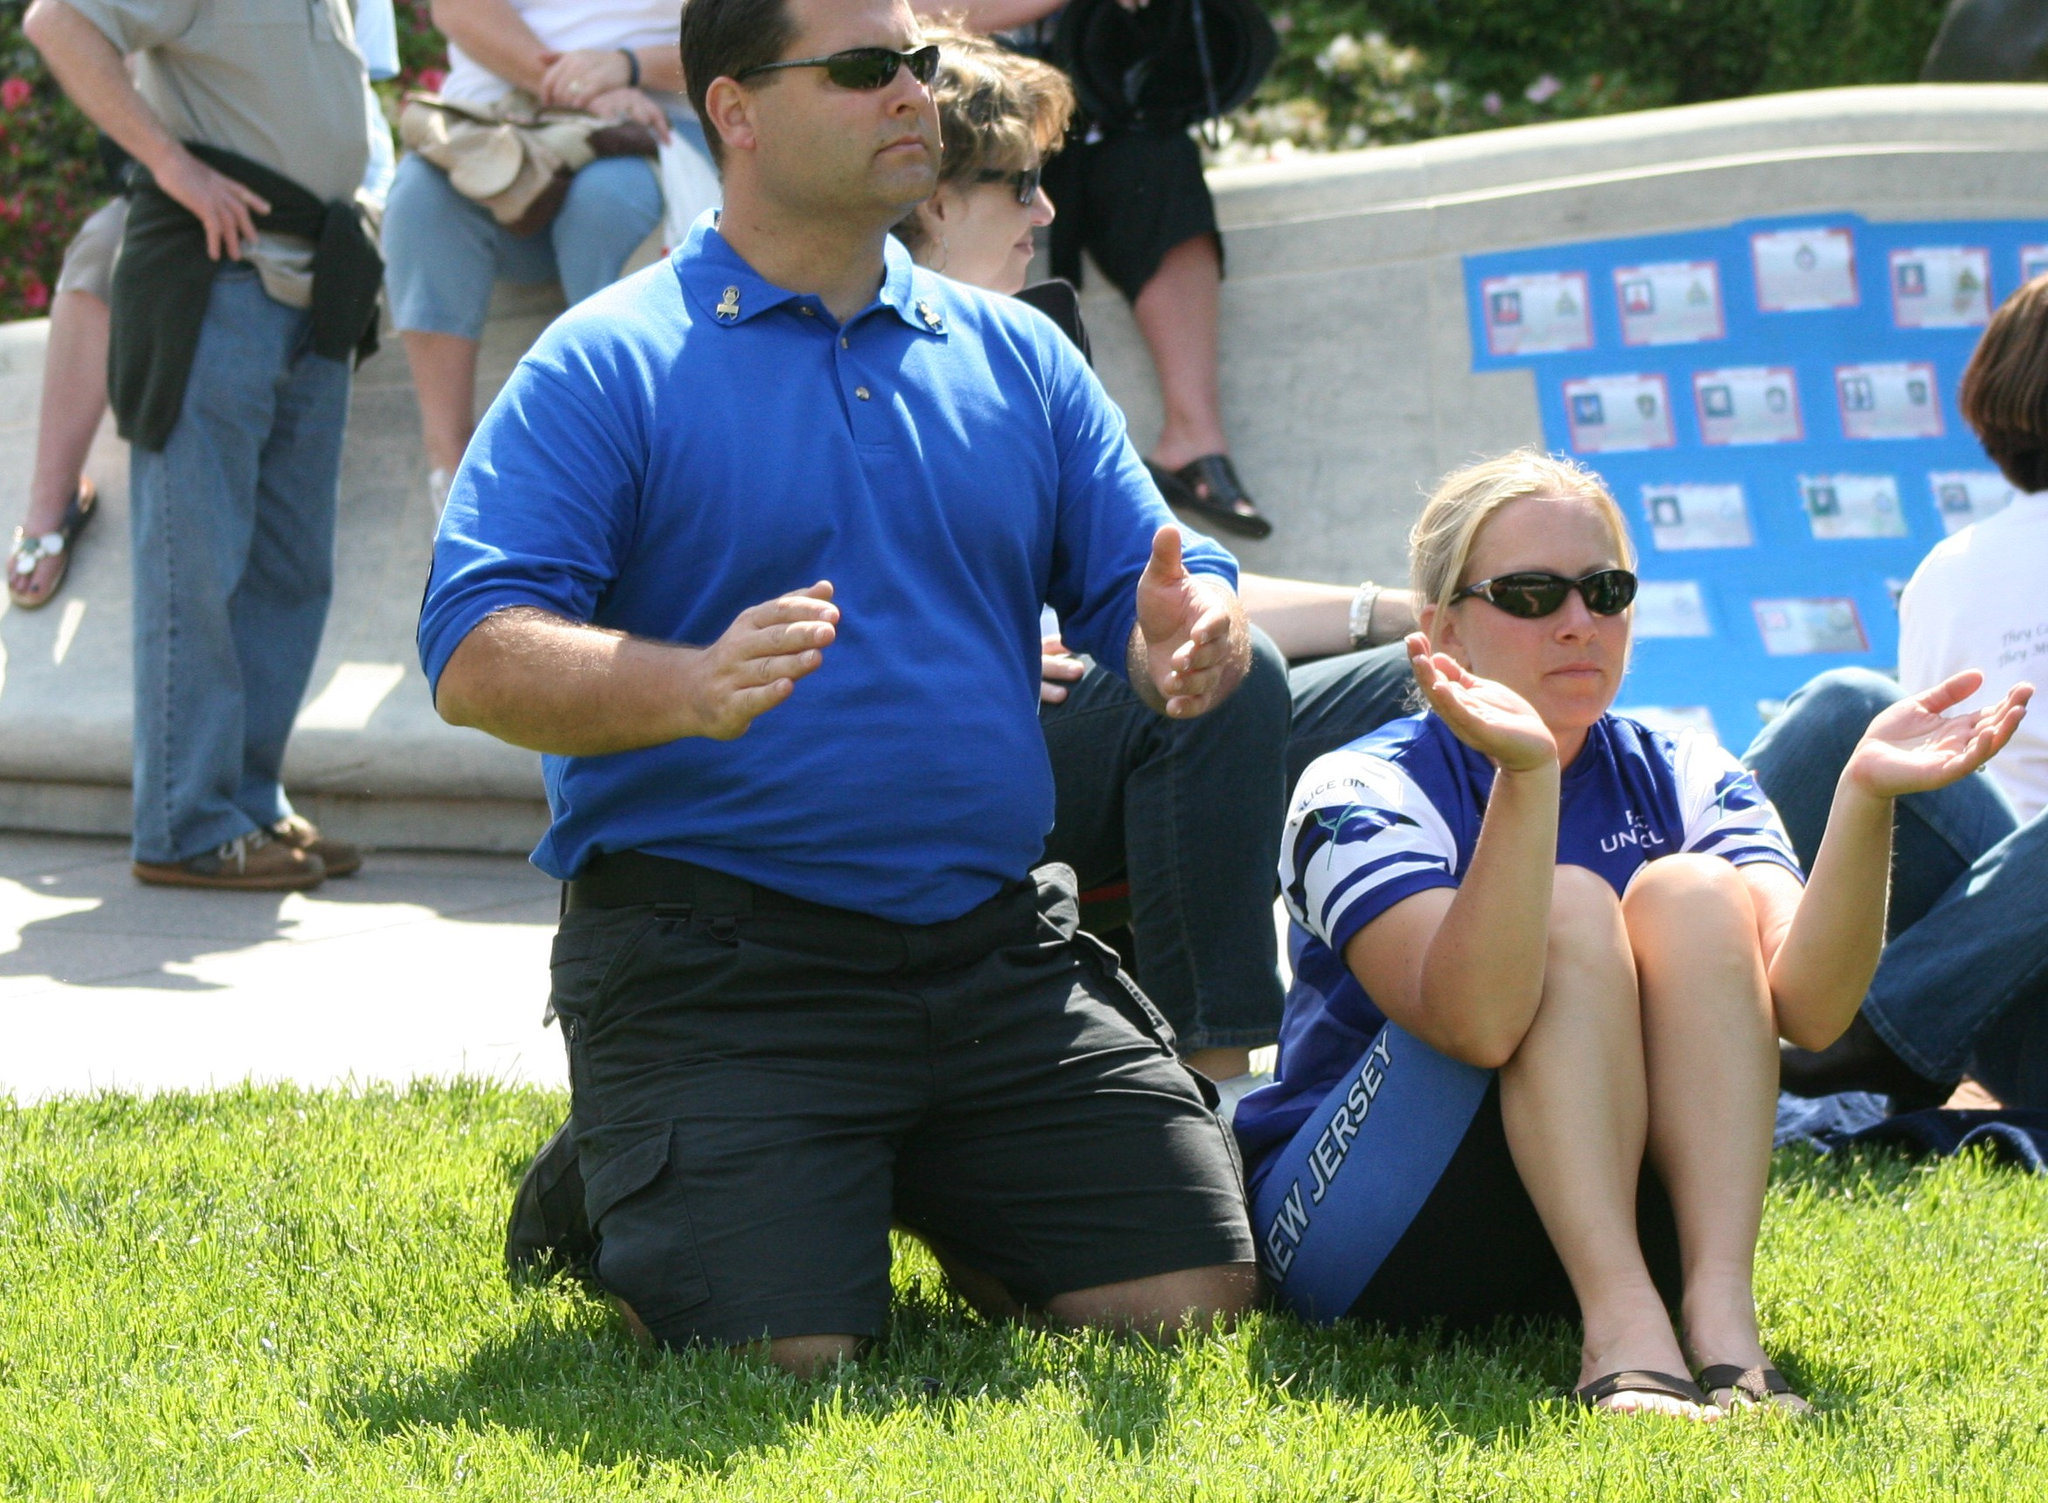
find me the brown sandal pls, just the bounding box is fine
[1574,1369,1714,1413]
[7,476,96,610]
[1697,1363,1814,1416]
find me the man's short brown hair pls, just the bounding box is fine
[680,0,799,167]
[1960,274,2048,493]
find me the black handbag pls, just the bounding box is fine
[1055,0,1279,134]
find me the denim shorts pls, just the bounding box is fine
[549,858,1254,1347]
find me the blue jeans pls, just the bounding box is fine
[1038,638,1417,1051]
[1284,643,1417,794]
[1742,668,2048,1106]
[129,266,349,864]
[1040,630,1293,1050]
[383,118,709,339]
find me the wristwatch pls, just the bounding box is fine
[1347,581,1383,650]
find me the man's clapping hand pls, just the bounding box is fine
[1132,525,1248,718]
[682,582,839,740]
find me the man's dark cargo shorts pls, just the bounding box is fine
[548,858,1255,1348]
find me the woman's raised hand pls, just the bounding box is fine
[1407,633,1558,772]
[1843,670,2032,799]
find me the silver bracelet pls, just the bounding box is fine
[1347,581,1383,650]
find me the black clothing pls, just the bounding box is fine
[110,143,380,451]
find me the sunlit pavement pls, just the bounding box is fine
[0,832,563,1103]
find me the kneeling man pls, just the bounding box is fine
[419,0,1258,1375]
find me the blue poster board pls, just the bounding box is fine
[1464,213,2046,744]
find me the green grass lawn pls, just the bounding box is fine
[2,1083,2045,1500]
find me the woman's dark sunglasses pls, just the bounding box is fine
[1452,568,1639,619]
[975,164,1043,205]
[737,44,942,91]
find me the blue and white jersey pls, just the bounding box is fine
[1234,710,1802,1188]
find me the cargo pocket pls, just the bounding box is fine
[583,1126,711,1330]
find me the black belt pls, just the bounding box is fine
[564,850,812,915]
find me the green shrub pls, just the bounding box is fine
[1225,0,1952,157]
[0,0,106,323]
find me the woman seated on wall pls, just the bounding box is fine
[386,0,715,514]
[1233,449,2030,1417]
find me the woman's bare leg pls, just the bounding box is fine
[1623,854,1777,1378]
[401,330,482,486]
[1131,235,1228,472]
[1499,864,1713,1418]
[13,289,110,598]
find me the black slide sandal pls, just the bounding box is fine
[1146,455,1274,539]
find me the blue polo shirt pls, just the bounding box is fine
[418,215,1236,923]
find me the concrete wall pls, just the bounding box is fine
[4,83,2046,848]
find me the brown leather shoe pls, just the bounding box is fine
[133,829,326,891]
[271,814,362,878]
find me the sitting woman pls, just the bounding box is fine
[1234,450,2029,1417]
[386,0,715,512]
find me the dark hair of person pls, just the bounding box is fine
[892,27,1075,259]
[680,0,799,167]
[1960,273,2048,493]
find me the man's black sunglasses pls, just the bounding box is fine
[737,44,941,91]
[975,164,1043,205]
[1452,568,1639,619]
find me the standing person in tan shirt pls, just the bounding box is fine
[25,0,379,889]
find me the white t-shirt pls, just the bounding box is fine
[1898,490,2048,821]
[442,0,682,105]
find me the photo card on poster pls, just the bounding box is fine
[1564,374,1675,453]
[1835,361,1944,440]
[1889,246,1992,330]
[1615,260,1725,346]
[1693,366,1803,446]
[1481,271,1593,356]
[1751,227,1858,312]
[1641,482,1754,550]
[1798,473,1908,541]
[1928,470,2016,534]
[1632,580,1713,638]
[1752,597,1869,656]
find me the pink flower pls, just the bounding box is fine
[0,78,31,112]
[417,67,447,93]
[23,278,49,312]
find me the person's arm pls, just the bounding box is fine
[1340,635,1562,1068]
[430,0,550,95]
[435,586,840,755]
[1125,526,1251,718]
[539,44,682,109]
[1238,573,1420,660]
[1745,670,2032,1050]
[23,0,271,260]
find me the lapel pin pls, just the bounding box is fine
[715,285,742,322]
[916,299,944,333]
